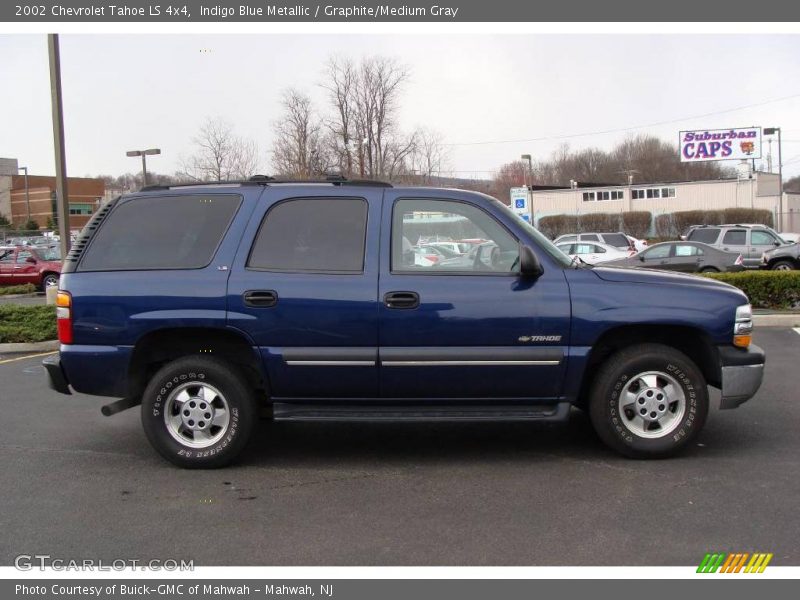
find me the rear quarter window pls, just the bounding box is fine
[687,228,720,244]
[601,233,629,248]
[78,194,241,271]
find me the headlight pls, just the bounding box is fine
[734,303,753,347]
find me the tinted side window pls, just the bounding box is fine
[248,198,367,273]
[602,233,629,248]
[687,228,720,244]
[79,194,240,271]
[722,230,747,245]
[16,251,33,263]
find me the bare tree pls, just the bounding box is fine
[409,128,448,183]
[179,117,259,182]
[271,89,332,178]
[320,56,413,180]
[321,57,358,176]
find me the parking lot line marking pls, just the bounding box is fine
[0,350,57,365]
[794,327,800,336]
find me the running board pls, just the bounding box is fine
[272,402,571,422]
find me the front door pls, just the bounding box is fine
[748,230,782,268]
[378,194,570,400]
[226,188,382,400]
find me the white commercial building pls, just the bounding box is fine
[522,170,800,233]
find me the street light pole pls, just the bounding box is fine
[18,166,30,223]
[126,148,161,187]
[765,128,783,231]
[521,154,533,216]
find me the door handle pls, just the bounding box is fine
[243,290,278,308]
[384,291,420,309]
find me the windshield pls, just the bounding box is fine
[488,198,574,268]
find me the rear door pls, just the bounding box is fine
[377,192,570,400]
[226,188,382,400]
[669,243,704,272]
[719,229,748,263]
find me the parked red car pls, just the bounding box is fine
[0,245,62,289]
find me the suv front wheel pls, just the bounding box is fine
[589,343,709,458]
[141,356,257,468]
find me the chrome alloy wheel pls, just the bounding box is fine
[618,371,686,439]
[163,382,230,448]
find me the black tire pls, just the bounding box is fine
[41,272,59,290]
[589,343,708,459]
[141,356,258,468]
[699,267,719,273]
[770,260,796,271]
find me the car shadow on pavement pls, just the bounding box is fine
[242,409,625,467]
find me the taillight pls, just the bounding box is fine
[426,254,440,263]
[56,291,73,344]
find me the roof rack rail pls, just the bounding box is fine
[138,175,392,192]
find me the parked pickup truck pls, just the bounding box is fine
[44,178,765,468]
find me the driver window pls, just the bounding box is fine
[642,245,671,260]
[392,199,519,273]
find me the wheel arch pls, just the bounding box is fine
[576,324,720,408]
[128,327,269,403]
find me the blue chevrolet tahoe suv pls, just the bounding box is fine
[44,177,765,468]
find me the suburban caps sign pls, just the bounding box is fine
[679,127,762,163]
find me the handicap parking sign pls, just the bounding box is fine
[514,198,526,209]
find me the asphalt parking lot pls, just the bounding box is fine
[0,328,798,567]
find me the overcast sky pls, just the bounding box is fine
[2,33,800,180]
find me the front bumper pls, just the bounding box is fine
[719,344,765,409]
[43,353,71,395]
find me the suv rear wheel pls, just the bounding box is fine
[589,343,708,458]
[141,356,257,468]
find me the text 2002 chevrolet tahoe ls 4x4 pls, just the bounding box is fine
[44,178,765,468]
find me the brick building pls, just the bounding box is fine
[0,159,105,230]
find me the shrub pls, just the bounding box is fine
[621,211,652,238]
[578,213,620,233]
[0,305,57,343]
[0,283,36,296]
[654,213,678,239]
[721,208,773,227]
[702,271,800,310]
[538,214,578,239]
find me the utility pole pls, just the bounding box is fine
[48,34,70,258]
[765,128,783,230]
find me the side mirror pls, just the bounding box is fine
[519,245,543,278]
[775,241,782,246]
[639,255,646,262]
[25,257,36,264]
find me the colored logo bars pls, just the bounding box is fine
[697,552,773,573]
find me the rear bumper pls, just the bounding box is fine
[718,344,765,409]
[43,354,71,395]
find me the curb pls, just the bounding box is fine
[753,314,800,327]
[0,340,59,353]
